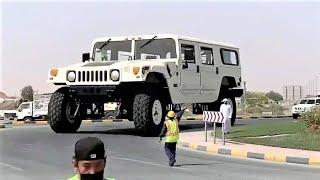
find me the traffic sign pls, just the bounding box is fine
[203,111,226,145]
[203,111,225,123]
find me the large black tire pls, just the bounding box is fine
[293,114,299,119]
[133,93,166,136]
[229,97,237,126]
[48,89,82,133]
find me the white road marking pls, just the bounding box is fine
[0,161,25,172]
[111,156,191,171]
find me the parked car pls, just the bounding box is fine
[291,97,320,119]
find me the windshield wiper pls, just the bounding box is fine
[139,36,157,49]
[99,38,112,49]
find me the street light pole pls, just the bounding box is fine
[243,81,247,116]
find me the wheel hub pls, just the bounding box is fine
[152,100,162,125]
[66,101,76,123]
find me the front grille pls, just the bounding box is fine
[77,70,108,82]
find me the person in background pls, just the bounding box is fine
[220,99,232,134]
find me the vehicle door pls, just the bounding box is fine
[179,40,201,94]
[17,103,32,119]
[198,44,219,97]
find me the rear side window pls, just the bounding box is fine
[308,100,315,104]
[200,47,213,65]
[220,48,239,65]
[316,99,320,104]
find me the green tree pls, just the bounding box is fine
[21,85,34,101]
[246,91,269,107]
[266,91,283,102]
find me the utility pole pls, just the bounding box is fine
[243,81,247,116]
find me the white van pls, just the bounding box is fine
[291,97,320,119]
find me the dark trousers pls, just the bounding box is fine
[164,142,177,162]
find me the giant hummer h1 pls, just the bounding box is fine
[47,34,243,135]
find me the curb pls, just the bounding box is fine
[8,119,113,126]
[10,121,49,125]
[178,142,320,166]
[185,115,292,121]
[82,119,113,124]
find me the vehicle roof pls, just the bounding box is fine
[92,34,238,48]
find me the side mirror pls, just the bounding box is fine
[82,53,90,62]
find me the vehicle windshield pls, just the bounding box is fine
[135,38,177,60]
[93,40,132,61]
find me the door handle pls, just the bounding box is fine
[197,65,200,73]
[216,67,219,74]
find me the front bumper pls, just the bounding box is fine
[70,85,117,95]
[68,85,119,102]
[229,87,243,97]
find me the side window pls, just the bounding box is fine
[316,99,320,104]
[181,44,195,63]
[200,47,213,65]
[308,100,315,104]
[21,104,30,109]
[220,49,239,65]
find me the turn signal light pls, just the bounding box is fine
[132,67,140,75]
[50,68,59,77]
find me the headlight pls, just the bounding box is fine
[110,70,120,81]
[67,71,76,82]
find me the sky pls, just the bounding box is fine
[1,0,320,96]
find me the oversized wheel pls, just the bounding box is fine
[293,114,299,119]
[133,93,166,136]
[48,89,82,133]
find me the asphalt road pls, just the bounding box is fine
[1,118,319,180]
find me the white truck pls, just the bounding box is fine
[291,96,320,119]
[47,34,243,135]
[16,93,52,121]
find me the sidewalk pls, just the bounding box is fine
[185,114,292,120]
[179,130,320,166]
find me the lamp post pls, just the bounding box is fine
[243,81,247,116]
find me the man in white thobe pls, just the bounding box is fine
[220,98,232,134]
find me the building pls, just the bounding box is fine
[283,85,303,101]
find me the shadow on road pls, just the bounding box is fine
[75,128,149,137]
[179,122,204,132]
[174,162,223,167]
[74,120,246,136]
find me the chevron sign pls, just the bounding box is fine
[203,111,225,123]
